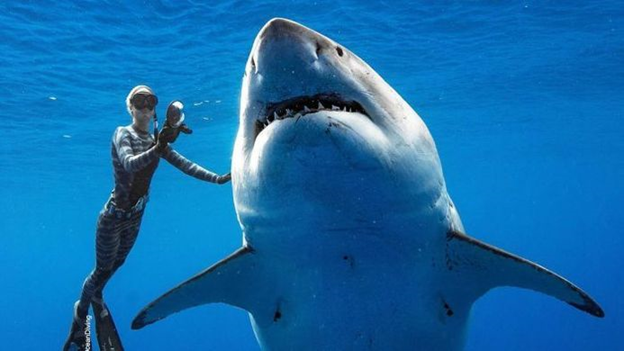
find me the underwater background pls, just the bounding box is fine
[1,1,622,350]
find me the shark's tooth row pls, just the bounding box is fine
[281,103,353,116]
[263,102,355,125]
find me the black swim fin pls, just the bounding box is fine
[62,319,88,351]
[62,302,92,351]
[92,298,124,351]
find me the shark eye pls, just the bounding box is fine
[336,46,344,57]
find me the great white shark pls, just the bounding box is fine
[132,18,603,350]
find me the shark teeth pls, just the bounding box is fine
[256,94,369,132]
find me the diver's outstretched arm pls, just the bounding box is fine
[161,146,230,184]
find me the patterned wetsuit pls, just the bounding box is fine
[77,125,224,314]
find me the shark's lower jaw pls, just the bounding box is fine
[254,93,369,139]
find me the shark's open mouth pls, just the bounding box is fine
[255,93,369,134]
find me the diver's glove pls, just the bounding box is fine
[156,126,179,151]
[217,173,232,184]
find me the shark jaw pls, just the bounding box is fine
[249,92,386,172]
[255,93,370,135]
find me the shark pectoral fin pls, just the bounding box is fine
[132,246,264,330]
[446,230,604,318]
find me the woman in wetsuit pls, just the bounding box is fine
[63,85,231,350]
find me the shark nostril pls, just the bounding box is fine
[251,57,256,69]
[336,46,343,57]
[316,42,322,56]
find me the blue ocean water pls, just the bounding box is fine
[1,1,622,350]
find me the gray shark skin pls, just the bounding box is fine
[132,18,603,350]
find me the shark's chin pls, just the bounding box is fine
[249,109,389,174]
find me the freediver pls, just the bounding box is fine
[62,85,231,351]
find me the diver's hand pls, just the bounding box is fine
[160,126,180,143]
[157,126,180,151]
[217,173,231,184]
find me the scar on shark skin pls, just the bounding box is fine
[343,255,355,268]
[443,300,454,317]
[273,299,285,323]
[273,310,282,322]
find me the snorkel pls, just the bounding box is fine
[153,111,160,143]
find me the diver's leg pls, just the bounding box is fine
[91,212,143,351]
[64,211,120,350]
[93,210,144,299]
[112,210,144,271]
[77,211,121,312]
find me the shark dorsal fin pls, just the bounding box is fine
[446,230,603,317]
[132,246,274,330]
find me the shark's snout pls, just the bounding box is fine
[250,18,334,78]
[258,18,305,40]
[254,18,336,65]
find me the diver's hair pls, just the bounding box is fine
[125,85,155,117]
